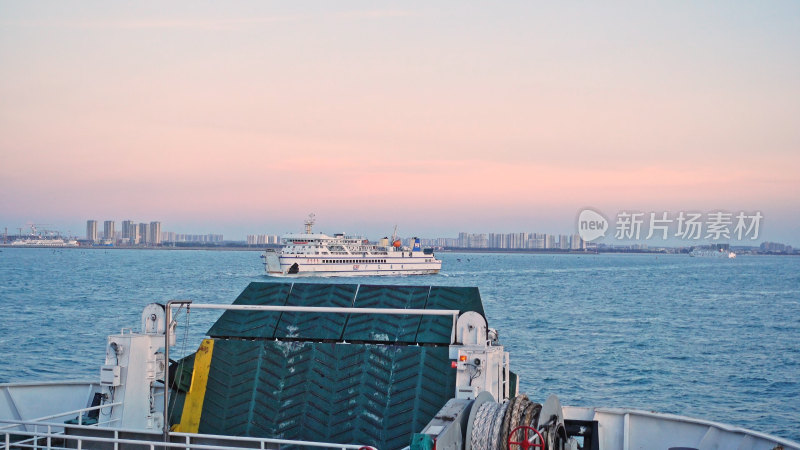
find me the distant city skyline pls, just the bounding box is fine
[1,3,799,246]
[2,214,795,249]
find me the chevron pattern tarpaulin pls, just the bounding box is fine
[207,282,485,343]
[198,340,455,449]
[189,282,485,449]
[342,284,430,343]
[206,282,291,339]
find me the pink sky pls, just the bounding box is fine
[1,2,799,243]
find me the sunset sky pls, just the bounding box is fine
[1,2,799,244]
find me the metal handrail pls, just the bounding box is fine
[1,423,374,450]
[0,418,150,435]
[0,402,121,431]
[177,302,458,317]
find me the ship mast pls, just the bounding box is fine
[304,213,316,234]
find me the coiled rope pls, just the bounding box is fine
[471,395,543,450]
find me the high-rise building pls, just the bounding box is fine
[104,221,115,241]
[161,231,176,243]
[510,233,528,249]
[86,220,98,243]
[247,234,276,245]
[570,234,585,250]
[130,223,140,245]
[760,242,787,252]
[149,222,162,245]
[139,222,150,245]
[121,220,134,240]
[488,233,507,249]
[526,235,544,249]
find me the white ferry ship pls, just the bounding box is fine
[10,238,78,247]
[261,215,442,276]
[8,225,79,247]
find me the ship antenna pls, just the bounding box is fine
[304,213,316,234]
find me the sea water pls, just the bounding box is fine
[0,248,798,441]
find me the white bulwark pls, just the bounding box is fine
[262,216,442,276]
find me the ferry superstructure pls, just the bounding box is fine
[261,216,441,276]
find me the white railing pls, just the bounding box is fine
[1,418,376,450]
[0,402,122,432]
[170,302,460,344]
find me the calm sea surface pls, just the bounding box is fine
[0,248,798,441]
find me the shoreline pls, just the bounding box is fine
[1,244,796,256]
[0,244,264,251]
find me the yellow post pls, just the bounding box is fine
[172,339,214,433]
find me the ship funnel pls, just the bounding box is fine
[412,238,421,251]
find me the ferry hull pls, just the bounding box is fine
[267,268,441,277]
[265,259,442,277]
[263,244,442,276]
